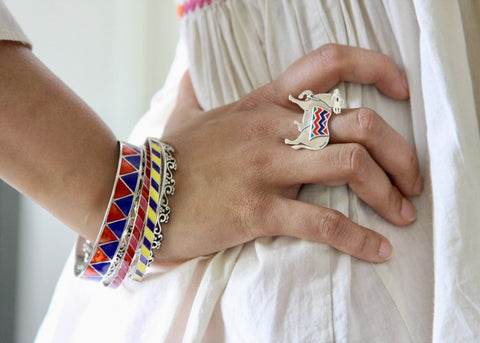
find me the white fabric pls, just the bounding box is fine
[0,0,31,47]
[413,2,480,341]
[0,0,470,341]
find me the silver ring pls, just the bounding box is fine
[285,89,344,150]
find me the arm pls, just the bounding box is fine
[0,42,420,270]
[0,41,117,242]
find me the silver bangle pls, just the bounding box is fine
[152,141,177,250]
[102,147,146,286]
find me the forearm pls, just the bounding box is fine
[0,41,117,241]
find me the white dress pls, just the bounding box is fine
[2,0,479,342]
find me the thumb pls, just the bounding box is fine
[165,71,203,133]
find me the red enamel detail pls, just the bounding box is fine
[91,248,109,264]
[122,146,139,156]
[139,198,148,213]
[142,185,149,201]
[145,164,151,179]
[130,236,139,250]
[119,158,137,175]
[107,203,126,223]
[114,179,132,199]
[84,265,101,276]
[135,216,143,229]
[124,252,133,266]
[99,226,118,244]
[127,245,136,258]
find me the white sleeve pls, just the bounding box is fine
[0,0,31,48]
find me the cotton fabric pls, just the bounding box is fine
[0,0,30,47]
[1,0,479,342]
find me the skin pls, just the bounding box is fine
[0,41,118,241]
[0,42,421,267]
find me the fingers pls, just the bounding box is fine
[328,108,422,196]
[280,143,416,226]
[271,44,409,107]
[276,105,422,198]
[268,198,393,263]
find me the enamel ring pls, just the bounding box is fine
[285,89,344,150]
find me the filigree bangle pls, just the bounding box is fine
[152,140,177,250]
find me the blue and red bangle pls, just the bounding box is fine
[74,142,143,282]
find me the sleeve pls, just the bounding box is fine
[0,0,31,48]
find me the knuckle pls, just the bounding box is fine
[236,95,259,112]
[353,231,370,256]
[264,80,284,105]
[245,149,274,174]
[315,43,344,74]
[316,210,345,242]
[235,94,258,112]
[242,149,280,188]
[339,143,369,177]
[355,108,378,139]
[319,43,343,62]
[379,53,395,72]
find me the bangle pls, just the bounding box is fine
[152,141,177,249]
[112,143,152,287]
[103,148,147,287]
[74,138,176,287]
[129,138,164,282]
[74,142,143,282]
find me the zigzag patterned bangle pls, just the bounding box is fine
[103,148,147,287]
[109,144,151,287]
[74,142,143,282]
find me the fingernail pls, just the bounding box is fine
[413,174,423,194]
[379,240,393,259]
[401,198,417,223]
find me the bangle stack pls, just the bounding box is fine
[74,138,176,288]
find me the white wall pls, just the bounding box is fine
[2,1,180,342]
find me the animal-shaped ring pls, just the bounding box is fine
[285,89,344,150]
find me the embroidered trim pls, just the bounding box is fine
[178,0,219,18]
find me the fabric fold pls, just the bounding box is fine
[34,1,479,341]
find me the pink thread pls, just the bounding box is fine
[182,0,215,15]
[183,0,191,12]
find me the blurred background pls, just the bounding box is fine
[0,1,180,342]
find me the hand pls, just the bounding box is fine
[157,44,421,266]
